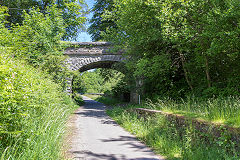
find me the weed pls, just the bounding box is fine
[107,105,240,160]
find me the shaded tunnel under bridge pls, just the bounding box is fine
[64,42,125,93]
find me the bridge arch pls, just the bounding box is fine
[77,60,121,72]
[64,42,125,93]
[64,42,125,72]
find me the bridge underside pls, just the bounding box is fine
[78,61,119,72]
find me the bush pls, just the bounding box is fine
[0,6,72,90]
[0,50,78,159]
[110,79,130,102]
[73,92,85,106]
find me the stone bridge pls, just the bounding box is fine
[64,42,141,103]
[64,42,125,93]
[64,42,125,72]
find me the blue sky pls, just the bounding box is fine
[75,0,95,42]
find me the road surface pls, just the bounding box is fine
[68,95,163,160]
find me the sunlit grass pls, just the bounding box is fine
[0,55,79,159]
[84,94,101,99]
[107,106,240,160]
[0,95,78,160]
[147,97,240,127]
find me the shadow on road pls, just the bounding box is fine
[74,99,119,126]
[100,135,154,153]
[73,150,160,160]
[74,100,106,118]
[69,96,163,160]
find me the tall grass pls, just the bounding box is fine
[146,97,240,127]
[0,53,78,159]
[107,106,240,160]
[2,98,77,160]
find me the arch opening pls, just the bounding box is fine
[79,61,119,72]
[72,62,130,103]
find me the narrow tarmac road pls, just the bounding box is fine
[68,95,163,160]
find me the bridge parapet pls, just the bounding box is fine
[64,42,123,55]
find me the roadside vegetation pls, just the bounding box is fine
[84,92,240,159]
[107,105,240,160]
[147,97,240,128]
[89,0,240,99]
[0,1,86,159]
[0,44,79,160]
[73,92,85,106]
[0,53,78,159]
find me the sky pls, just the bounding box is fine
[76,0,96,72]
[75,0,95,42]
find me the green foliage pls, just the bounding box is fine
[0,0,39,25]
[88,0,116,41]
[110,79,130,100]
[1,0,87,40]
[159,0,240,94]
[102,0,240,98]
[11,6,64,59]
[0,6,10,46]
[73,92,85,105]
[72,67,132,102]
[72,68,124,94]
[0,50,78,159]
[0,5,84,159]
[107,105,240,159]
[73,69,105,93]
[0,6,74,89]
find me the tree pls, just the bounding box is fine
[103,0,240,98]
[0,6,74,89]
[0,0,87,40]
[102,0,185,97]
[160,0,240,95]
[88,0,116,41]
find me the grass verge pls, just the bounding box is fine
[106,104,240,160]
[147,97,240,128]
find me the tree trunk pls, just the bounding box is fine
[204,55,211,88]
[179,52,193,90]
[200,38,211,88]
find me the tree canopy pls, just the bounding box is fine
[99,0,240,98]
[0,0,87,40]
[88,0,116,41]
